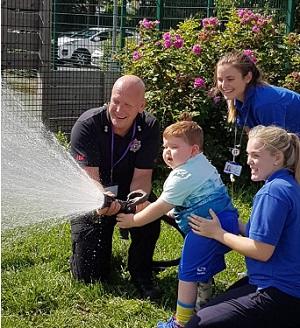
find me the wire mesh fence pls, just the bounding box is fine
[1,0,297,135]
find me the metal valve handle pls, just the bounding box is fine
[102,189,148,214]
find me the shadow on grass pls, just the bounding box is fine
[1,256,36,271]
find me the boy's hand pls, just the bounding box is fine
[167,208,175,218]
[116,213,135,228]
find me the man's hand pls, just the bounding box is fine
[96,191,121,217]
[96,199,121,217]
[116,213,135,228]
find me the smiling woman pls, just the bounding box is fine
[186,125,300,328]
[246,136,283,182]
[213,51,300,134]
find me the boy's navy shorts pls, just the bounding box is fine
[179,210,239,282]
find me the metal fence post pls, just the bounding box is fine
[120,0,126,49]
[287,0,296,33]
[52,0,57,69]
[156,0,164,30]
[207,0,214,17]
[112,0,118,53]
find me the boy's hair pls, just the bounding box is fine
[163,112,203,149]
[248,125,300,183]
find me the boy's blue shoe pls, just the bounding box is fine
[157,316,183,328]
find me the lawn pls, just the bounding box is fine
[1,192,252,328]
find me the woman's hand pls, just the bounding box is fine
[116,213,135,228]
[188,209,224,239]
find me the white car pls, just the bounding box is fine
[91,31,138,69]
[58,27,136,66]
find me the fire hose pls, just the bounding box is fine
[96,189,185,271]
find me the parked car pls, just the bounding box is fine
[57,27,137,66]
[57,30,82,46]
[91,30,138,69]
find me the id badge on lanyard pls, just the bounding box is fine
[105,185,118,196]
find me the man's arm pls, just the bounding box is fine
[130,168,153,195]
[84,166,100,182]
[83,166,121,216]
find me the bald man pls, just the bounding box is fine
[70,75,161,300]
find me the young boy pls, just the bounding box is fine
[117,114,239,328]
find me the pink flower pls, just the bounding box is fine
[237,9,246,18]
[243,49,257,63]
[139,18,151,29]
[194,77,206,89]
[139,18,159,30]
[173,35,184,48]
[163,32,171,40]
[202,17,219,29]
[132,51,142,61]
[252,25,261,33]
[192,44,202,55]
[238,9,260,25]
[256,18,267,27]
[163,40,172,49]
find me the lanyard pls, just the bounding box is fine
[110,122,136,183]
[232,103,250,162]
[229,104,250,185]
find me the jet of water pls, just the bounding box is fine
[1,85,105,230]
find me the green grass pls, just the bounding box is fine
[2,190,252,328]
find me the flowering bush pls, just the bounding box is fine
[119,9,299,181]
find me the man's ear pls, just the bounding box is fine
[138,99,146,113]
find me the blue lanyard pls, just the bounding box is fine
[110,122,136,183]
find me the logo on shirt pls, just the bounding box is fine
[196,266,207,275]
[76,154,86,162]
[129,138,141,153]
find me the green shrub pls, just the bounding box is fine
[55,130,70,150]
[119,9,299,184]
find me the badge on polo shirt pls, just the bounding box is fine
[129,138,141,152]
[75,154,86,162]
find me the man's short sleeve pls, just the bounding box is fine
[70,117,100,167]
